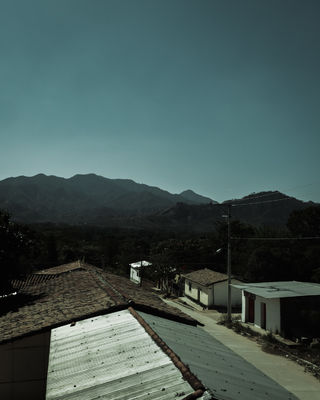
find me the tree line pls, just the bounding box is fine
[1,205,320,294]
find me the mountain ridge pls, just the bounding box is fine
[0,174,317,231]
[0,173,216,222]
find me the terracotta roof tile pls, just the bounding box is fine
[0,261,197,344]
[35,260,93,274]
[183,268,229,286]
[99,271,197,324]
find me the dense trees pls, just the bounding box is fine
[1,205,320,291]
[0,210,39,293]
[286,205,320,282]
[286,205,320,238]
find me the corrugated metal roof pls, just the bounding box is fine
[138,311,299,400]
[46,309,194,400]
[130,260,152,269]
[231,281,320,299]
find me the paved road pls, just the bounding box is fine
[163,298,320,400]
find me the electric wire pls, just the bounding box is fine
[226,190,320,207]
[239,181,320,202]
[220,180,320,207]
[230,236,320,241]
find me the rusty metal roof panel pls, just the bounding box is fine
[46,310,194,400]
[138,311,299,400]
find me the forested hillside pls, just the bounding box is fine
[1,205,320,294]
[0,174,317,231]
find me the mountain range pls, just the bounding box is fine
[0,174,317,231]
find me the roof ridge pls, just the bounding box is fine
[92,268,130,304]
[183,269,229,286]
[128,307,205,394]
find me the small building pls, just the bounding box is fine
[231,281,320,339]
[129,260,152,284]
[183,269,243,309]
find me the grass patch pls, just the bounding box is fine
[218,314,260,337]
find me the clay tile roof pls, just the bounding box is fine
[0,261,196,345]
[183,268,228,286]
[99,270,196,324]
[35,260,93,274]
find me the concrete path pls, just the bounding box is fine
[163,298,320,400]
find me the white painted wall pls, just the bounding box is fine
[241,291,281,333]
[184,278,242,308]
[214,279,243,307]
[130,267,141,284]
[199,285,211,307]
[241,291,246,318]
[0,332,50,400]
[185,278,205,304]
[262,296,281,333]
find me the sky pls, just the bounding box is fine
[1,0,320,203]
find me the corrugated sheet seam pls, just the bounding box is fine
[128,307,205,393]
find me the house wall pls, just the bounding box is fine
[130,267,141,284]
[199,285,212,307]
[214,279,243,308]
[184,278,212,307]
[184,278,242,309]
[0,332,51,400]
[242,291,281,333]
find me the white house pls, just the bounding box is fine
[129,260,152,284]
[183,269,243,309]
[231,281,320,338]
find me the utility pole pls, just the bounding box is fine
[214,202,232,322]
[226,204,232,322]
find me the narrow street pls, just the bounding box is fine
[162,297,320,400]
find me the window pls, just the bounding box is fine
[189,281,192,291]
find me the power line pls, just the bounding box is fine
[231,196,295,207]
[283,181,320,192]
[231,191,320,207]
[230,236,320,241]
[295,190,320,198]
[227,180,320,205]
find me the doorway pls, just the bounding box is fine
[248,297,255,323]
[261,302,266,330]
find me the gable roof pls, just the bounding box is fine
[140,311,299,400]
[0,261,196,345]
[46,307,299,400]
[183,269,229,286]
[46,309,203,400]
[231,281,320,299]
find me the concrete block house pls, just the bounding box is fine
[129,260,152,285]
[183,269,243,310]
[232,281,320,339]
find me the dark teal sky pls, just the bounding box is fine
[1,0,320,203]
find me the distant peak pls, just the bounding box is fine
[179,190,217,205]
[180,189,196,195]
